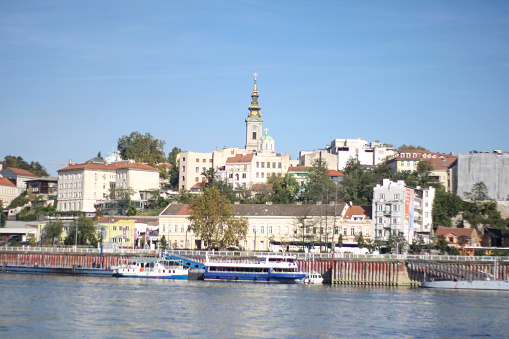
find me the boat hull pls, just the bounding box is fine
[204,270,306,283]
[112,272,188,279]
[422,280,509,291]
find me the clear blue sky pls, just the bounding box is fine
[1,1,508,175]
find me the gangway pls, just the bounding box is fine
[406,258,492,281]
[164,253,205,270]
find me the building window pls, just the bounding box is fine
[196,167,199,173]
[261,172,264,178]
[350,228,355,236]
[380,194,385,200]
[261,162,265,168]
[242,173,247,179]
[256,162,259,168]
[260,226,265,234]
[256,172,259,178]
[278,162,281,168]
[252,132,257,140]
[268,226,272,234]
[343,228,347,236]
[267,162,270,168]
[273,162,276,168]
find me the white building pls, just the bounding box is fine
[57,159,159,213]
[329,139,396,170]
[299,139,395,171]
[372,179,435,244]
[0,176,19,207]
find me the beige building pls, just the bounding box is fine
[159,202,353,251]
[57,159,159,213]
[387,149,457,192]
[0,177,19,207]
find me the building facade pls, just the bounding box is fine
[456,151,509,201]
[159,203,348,251]
[57,159,159,213]
[387,149,457,192]
[372,179,435,244]
[0,177,19,207]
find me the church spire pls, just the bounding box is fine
[248,73,262,119]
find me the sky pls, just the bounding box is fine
[1,1,508,176]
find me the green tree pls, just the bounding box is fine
[410,235,424,254]
[0,200,6,227]
[202,168,237,203]
[304,159,337,204]
[293,208,318,245]
[109,187,135,215]
[432,188,464,229]
[365,238,383,254]
[176,189,193,204]
[42,220,64,246]
[355,233,367,249]
[117,131,166,166]
[267,173,299,204]
[188,187,248,250]
[464,182,489,201]
[160,235,168,250]
[396,145,429,153]
[127,206,137,216]
[436,235,448,254]
[386,233,408,254]
[8,191,29,208]
[168,147,182,190]
[2,155,49,177]
[64,216,97,246]
[408,160,435,188]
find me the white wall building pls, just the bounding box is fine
[372,179,434,244]
[57,159,159,213]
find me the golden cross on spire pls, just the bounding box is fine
[253,72,258,80]
[264,127,269,135]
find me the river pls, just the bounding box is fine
[1,273,508,338]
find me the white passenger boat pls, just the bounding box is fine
[203,254,306,283]
[303,271,324,284]
[112,257,189,279]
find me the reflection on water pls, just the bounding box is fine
[1,274,508,338]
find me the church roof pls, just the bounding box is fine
[259,134,273,141]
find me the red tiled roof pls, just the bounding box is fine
[251,183,273,191]
[435,227,476,237]
[326,170,343,176]
[0,177,16,187]
[58,162,157,172]
[191,182,205,189]
[343,205,372,219]
[117,163,158,171]
[5,167,38,177]
[393,150,457,170]
[58,163,115,172]
[288,166,311,172]
[226,154,254,163]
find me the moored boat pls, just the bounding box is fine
[421,279,509,290]
[203,254,306,283]
[112,257,189,279]
[303,271,323,284]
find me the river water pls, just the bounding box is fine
[1,273,508,338]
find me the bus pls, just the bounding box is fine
[462,246,509,256]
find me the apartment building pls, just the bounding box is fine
[372,179,435,244]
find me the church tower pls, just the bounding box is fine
[245,73,263,153]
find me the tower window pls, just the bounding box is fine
[252,132,257,140]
